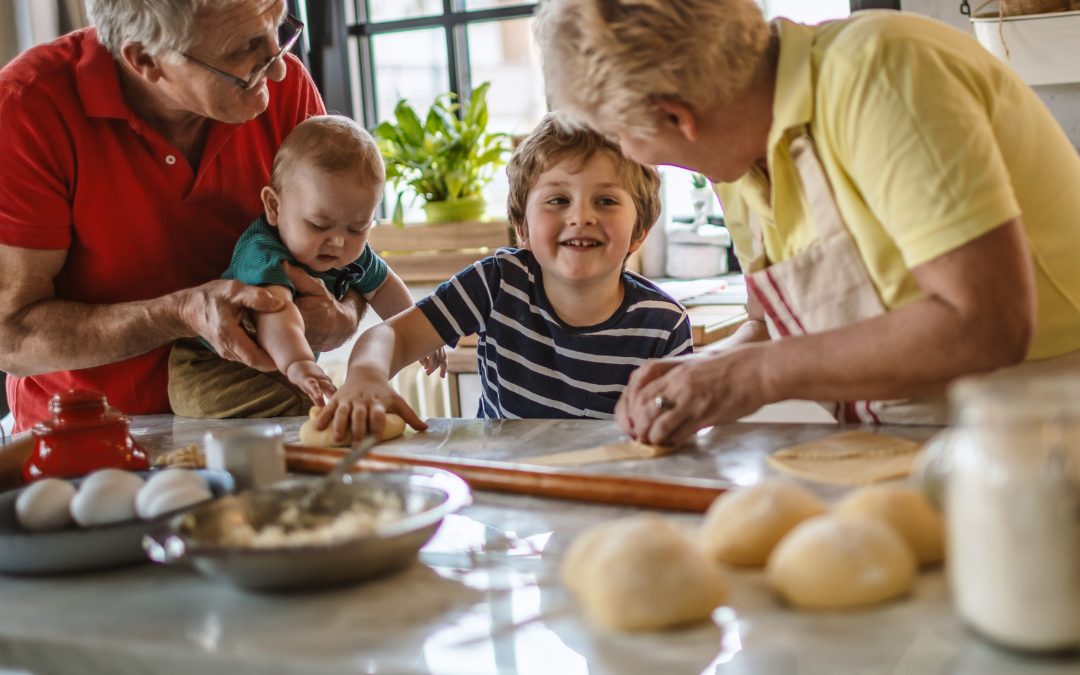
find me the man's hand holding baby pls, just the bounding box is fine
[283,262,364,353]
[177,279,284,372]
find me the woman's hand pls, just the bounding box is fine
[616,345,772,447]
[315,367,427,443]
[283,262,365,353]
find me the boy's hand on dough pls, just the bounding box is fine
[317,371,427,443]
[420,347,448,378]
[286,360,337,407]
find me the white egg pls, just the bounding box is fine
[136,469,208,520]
[80,468,145,493]
[15,479,76,531]
[70,474,142,527]
[140,484,213,520]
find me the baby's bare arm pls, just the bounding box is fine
[254,284,335,404]
[364,269,414,320]
[254,285,314,371]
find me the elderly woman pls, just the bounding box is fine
[537,0,1080,445]
[0,0,363,431]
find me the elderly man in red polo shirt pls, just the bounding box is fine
[0,0,366,432]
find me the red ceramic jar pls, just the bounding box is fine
[23,390,149,481]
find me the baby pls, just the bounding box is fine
[315,114,693,440]
[168,115,442,419]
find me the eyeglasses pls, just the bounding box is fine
[182,14,305,90]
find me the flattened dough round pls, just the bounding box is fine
[298,407,406,447]
[561,514,729,631]
[700,479,827,567]
[767,515,916,610]
[834,485,945,565]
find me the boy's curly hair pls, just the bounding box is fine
[507,115,661,242]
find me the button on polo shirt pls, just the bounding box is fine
[717,13,1080,361]
[0,29,325,431]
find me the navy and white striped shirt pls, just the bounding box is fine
[417,248,694,420]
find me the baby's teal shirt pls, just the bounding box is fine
[197,216,388,355]
[223,216,387,298]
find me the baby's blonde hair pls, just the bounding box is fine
[507,115,661,243]
[536,0,770,135]
[270,115,385,194]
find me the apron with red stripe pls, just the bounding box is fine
[743,132,948,425]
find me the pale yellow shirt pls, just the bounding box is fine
[717,12,1080,359]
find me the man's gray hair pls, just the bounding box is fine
[87,0,214,61]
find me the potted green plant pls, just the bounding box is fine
[375,82,509,225]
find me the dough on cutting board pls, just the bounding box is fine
[699,479,827,567]
[560,514,729,631]
[298,407,406,447]
[834,485,945,565]
[767,515,916,610]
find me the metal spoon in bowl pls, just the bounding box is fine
[290,434,380,525]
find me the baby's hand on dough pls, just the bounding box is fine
[419,347,447,378]
[286,360,337,406]
[317,369,427,443]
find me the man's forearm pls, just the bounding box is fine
[0,294,188,378]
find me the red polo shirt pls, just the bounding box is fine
[0,29,325,432]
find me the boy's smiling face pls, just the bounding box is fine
[261,163,380,272]
[521,152,643,288]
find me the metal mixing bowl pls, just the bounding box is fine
[142,467,471,591]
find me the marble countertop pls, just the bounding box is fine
[0,416,1073,675]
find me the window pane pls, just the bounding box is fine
[373,28,450,223]
[462,0,534,10]
[367,0,443,23]
[467,17,546,219]
[759,0,848,23]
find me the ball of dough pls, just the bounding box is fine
[834,485,945,565]
[298,407,406,447]
[767,515,916,610]
[699,479,827,566]
[561,514,729,631]
[16,479,76,531]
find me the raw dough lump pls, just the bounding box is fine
[767,515,916,610]
[699,479,827,566]
[298,407,406,447]
[834,485,945,565]
[561,514,729,631]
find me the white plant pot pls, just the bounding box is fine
[666,243,728,279]
[972,10,1080,86]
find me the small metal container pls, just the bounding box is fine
[143,467,471,591]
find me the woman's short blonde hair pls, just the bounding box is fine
[507,115,661,243]
[270,115,385,194]
[536,0,770,135]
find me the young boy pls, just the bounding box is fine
[316,115,693,440]
[168,115,442,419]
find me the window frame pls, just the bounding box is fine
[348,1,538,131]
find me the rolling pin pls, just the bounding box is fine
[285,444,727,512]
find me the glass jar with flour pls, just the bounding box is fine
[946,374,1080,652]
